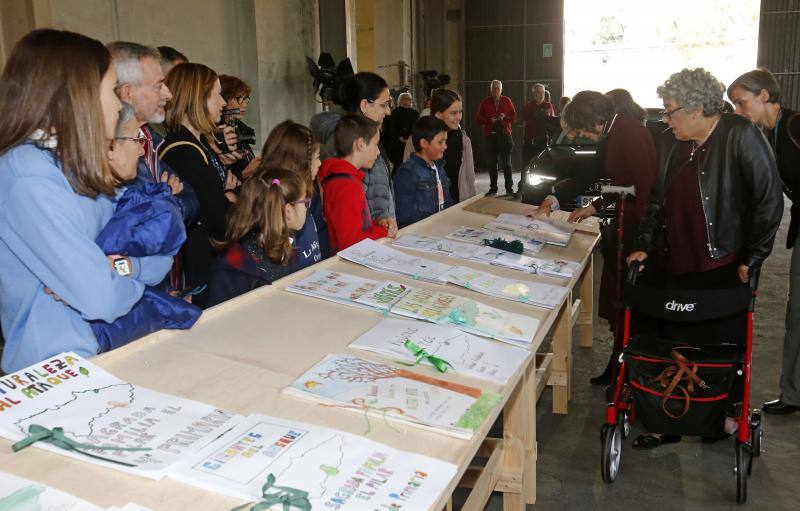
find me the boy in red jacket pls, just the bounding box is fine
[319,114,389,252]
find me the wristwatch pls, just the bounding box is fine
[112,256,132,277]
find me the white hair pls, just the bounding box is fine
[533,83,546,91]
[115,102,136,136]
[490,80,502,89]
[107,41,161,86]
[398,92,412,101]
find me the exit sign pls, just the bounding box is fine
[543,43,553,58]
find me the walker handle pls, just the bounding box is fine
[600,184,636,197]
[627,260,643,286]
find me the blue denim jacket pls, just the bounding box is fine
[393,153,453,228]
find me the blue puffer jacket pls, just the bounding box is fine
[393,154,453,228]
[90,183,202,352]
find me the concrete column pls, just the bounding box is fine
[371,0,412,87]
[319,0,357,69]
[356,0,374,71]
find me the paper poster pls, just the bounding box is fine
[446,227,544,254]
[283,354,501,439]
[349,318,528,385]
[0,353,239,479]
[471,246,580,279]
[0,470,102,510]
[106,505,153,511]
[392,288,538,347]
[523,208,601,234]
[443,266,568,309]
[393,234,484,260]
[353,281,413,311]
[171,414,457,510]
[486,213,576,246]
[337,239,454,283]
[286,270,381,310]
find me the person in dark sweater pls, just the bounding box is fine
[159,63,240,307]
[394,116,453,228]
[384,92,419,170]
[208,168,309,306]
[729,69,800,415]
[260,120,326,269]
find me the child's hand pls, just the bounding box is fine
[387,218,398,238]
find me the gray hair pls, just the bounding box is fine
[532,83,546,92]
[115,102,136,137]
[398,92,412,102]
[490,80,502,89]
[107,41,161,86]
[657,68,725,117]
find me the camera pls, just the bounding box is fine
[306,52,354,109]
[219,108,256,152]
[419,70,451,97]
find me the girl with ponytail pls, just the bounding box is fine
[207,167,308,305]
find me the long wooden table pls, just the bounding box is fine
[0,196,599,510]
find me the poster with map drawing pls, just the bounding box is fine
[393,234,485,260]
[285,270,381,310]
[337,239,454,283]
[485,213,576,247]
[520,208,601,234]
[283,354,501,439]
[445,227,544,254]
[391,288,539,347]
[470,246,580,279]
[443,266,568,309]
[0,470,103,511]
[349,318,528,385]
[170,414,457,509]
[0,353,240,480]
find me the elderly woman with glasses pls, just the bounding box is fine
[625,68,783,449]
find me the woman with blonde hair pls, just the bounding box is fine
[159,62,240,307]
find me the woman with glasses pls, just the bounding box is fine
[220,74,260,180]
[0,29,148,372]
[160,63,241,308]
[626,68,784,449]
[310,72,398,238]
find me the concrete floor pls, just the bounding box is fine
[468,170,798,510]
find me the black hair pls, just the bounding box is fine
[333,113,379,157]
[157,46,187,64]
[430,89,462,116]
[338,72,388,113]
[561,91,615,132]
[605,88,646,121]
[728,68,782,104]
[412,116,449,152]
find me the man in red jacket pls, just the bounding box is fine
[476,80,516,196]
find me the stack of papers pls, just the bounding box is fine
[349,318,529,384]
[484,213,576,247]
[337,239,454,283]
[446,226,545,254]
[393,233,484,260]
[470,246,580,279]
[443,266,568,309]
[283,354,501,439]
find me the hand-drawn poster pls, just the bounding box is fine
[0,353,239,479]
[171,414,457,509]
[353,281,413,311]
[0,470,103,510]
[338,239,454,283]
[470,246,580,279]
[445,227,544,254]
[286,270,381,310]
[485,213,576,246]
[443,266,568,309]
[349,318,528,384]
[283,354,501,439]
[393,234,484,260]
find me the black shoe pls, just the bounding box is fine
[632,434,681,450]
[485,189,497,197]
[762,399,799,415]
[590,366,613,386]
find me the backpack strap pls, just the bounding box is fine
[320,173,355,184]
[160,141,208,165]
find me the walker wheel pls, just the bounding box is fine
[601,424,622,483]
[750,409,763,458]
[735,441,749,504]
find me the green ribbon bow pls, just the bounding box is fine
[232,474,311,511]
[400,339,453,373]
[12,424,151,467]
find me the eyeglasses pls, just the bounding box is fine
[235,95,251,104]
[368,99,393,111]
[113,134,147,143]
[290,198,312,207]
[660,106,684,122]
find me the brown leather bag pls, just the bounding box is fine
[650,350,710,419]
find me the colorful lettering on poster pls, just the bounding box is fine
[324,451,393,509]
[0,355,86,411]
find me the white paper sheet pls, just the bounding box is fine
[283,354,501,439]
[0,470,103,510]
[445,226,544,254]
[337,239,454,283]
[170,414,457,510]
[0,354,239,480]
[349,318,528,384]
[443,266,568,309]
[470,246,580,278]
[286,270,382,310]
[393,234,485,260]
[353,280,413,311]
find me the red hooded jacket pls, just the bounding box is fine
[318,158,388,252]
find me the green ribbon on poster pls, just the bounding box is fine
[399,339,453,373]
[231,474,311,511]
[12,424,151,467]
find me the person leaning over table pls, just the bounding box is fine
[729,68,800,416]
[0,29,156,373]
[625,67,784,450]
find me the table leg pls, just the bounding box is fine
[552,300,571,414]
[577,253,594,348]
[500,357,536,509]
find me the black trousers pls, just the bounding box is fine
[485,134,513,193]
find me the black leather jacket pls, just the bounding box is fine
[633,114,784,270]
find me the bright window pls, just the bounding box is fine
[564,0,761,108]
